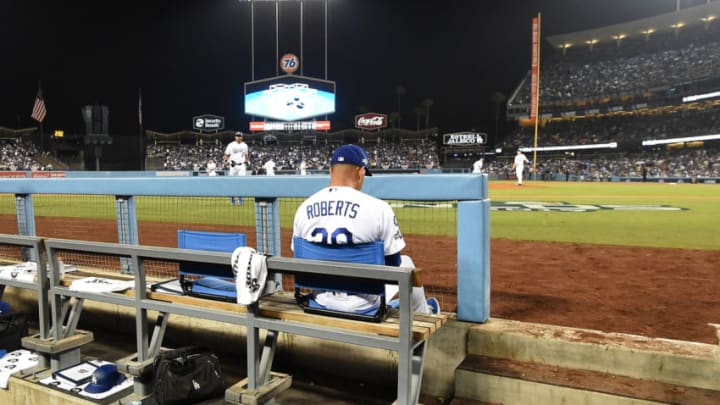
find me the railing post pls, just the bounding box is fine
[116,195,139,274]
[15,194,37,261]
[456,176,491,322]
[255,197,282,287]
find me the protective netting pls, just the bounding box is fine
[0,193,457,311]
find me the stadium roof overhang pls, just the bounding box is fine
[546,2,720,49]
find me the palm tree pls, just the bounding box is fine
[394,85,407,129]
[489,91,506,146]
[389,112,400,129]
[412,106,424,131]
[421,98,434,129]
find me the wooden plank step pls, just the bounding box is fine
[457,354,720,405]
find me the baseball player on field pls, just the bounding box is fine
[512,149,530,186]
[206,159,217,176]
[224,131,249,204]
[292,144,439,315]
[263,158,276,176]
[472,157,484,174]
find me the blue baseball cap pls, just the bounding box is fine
[0,301,10,314]
[84,364,125,394]
[330,144,372,176]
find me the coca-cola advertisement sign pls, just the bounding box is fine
[355,113,387,130]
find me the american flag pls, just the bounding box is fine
[31,88,47,123]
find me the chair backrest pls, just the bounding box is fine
[292,236,385,295]
[178,230,246,278]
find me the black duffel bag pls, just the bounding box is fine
[153,346,225,405]
[0,312,28,352]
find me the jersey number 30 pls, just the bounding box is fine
[311,227,354,245]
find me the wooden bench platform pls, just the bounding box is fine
[58,272,447,342]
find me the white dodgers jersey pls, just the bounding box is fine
[292,186,405,256]
[225,141,249,164]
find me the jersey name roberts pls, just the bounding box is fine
[305,200,360,219]
[293,186,404,255]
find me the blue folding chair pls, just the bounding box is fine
[293,236,388,322]
[176,230,246,302]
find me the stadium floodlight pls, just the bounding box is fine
[585,38,599,51]
[701,15,716,29]
[518,143,617,153]
[640,28,655,41]
[670,22,685,29]
[612,33,627,48]
[642,134,720,147]
[682,90,720,103]
[559,42,572,55]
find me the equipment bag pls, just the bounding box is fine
[153,346,225,405]
[0,312,28,352]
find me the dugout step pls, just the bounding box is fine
[225,372,292,405]
[455,354,720,404]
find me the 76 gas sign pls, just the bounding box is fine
[280,53,299,74]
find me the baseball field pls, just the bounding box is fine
[485,180,720,345]
[1,179,718,344]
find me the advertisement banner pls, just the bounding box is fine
[249,121,331,132]
[443,132,485,145]
[31,171,66,178]
[354,113,388,130]
[193,114,225,132]
[0,171,28,178]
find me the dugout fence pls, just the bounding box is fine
[0,173,489,322]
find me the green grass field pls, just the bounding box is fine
[489,180,720,250]
[1,180,717,250]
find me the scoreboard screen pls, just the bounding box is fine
[245,75,335,121]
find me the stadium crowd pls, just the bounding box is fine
[146,142,438,173]
[501,104,720,150]
[0,139,43,171]
[513,20,720,105]
[143,138,719,179]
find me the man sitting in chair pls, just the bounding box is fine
[292,144,439,315]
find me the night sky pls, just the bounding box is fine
[0,0,688,137]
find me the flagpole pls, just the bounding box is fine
[139,88,145,171]
[31,80,48,152]
[38,80,44,152]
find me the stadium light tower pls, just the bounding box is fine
[240,0,329,81]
